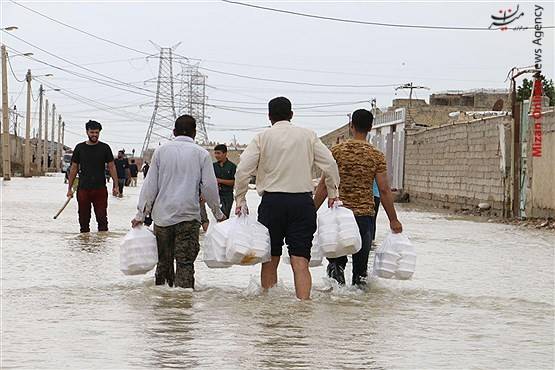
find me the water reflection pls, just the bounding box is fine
[2,177,554,369]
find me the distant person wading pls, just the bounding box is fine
[114,151,130,197]
[67,120,120,233]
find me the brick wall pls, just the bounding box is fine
[526,111,555,218]
[319,123,350,148]
[404,116,512,215]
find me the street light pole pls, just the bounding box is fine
[43,99,48,173]
[56,114,61,172]
[36,85,43,173]
[50,103,55,170]
[1,44,11,180]
[24,69,32,177]
[61,121,65,152]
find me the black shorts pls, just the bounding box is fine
[257,192,317,260]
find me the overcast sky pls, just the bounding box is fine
[2,0,553,153]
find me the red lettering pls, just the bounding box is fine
[532,120,542,157]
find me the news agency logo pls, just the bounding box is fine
[489,5,525,31]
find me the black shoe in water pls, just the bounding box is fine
[327,263,346,286]
[353,275,368,289]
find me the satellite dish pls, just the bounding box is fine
[492,99,504,111]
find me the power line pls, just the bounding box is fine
[2,32,156,96]
[36,78,151,123]
[63,126,144,145]
[201,58,507,84]
[6,56,25,82]
[31,86,39,102]
[8,0,152,55]
[62,101,153,114]
[221,0,554,31]
[210,84,399,96]
[12,56,151,75]
[6,46,156,98]
[207,104,347,117]
[10,82,26,106]
[208,98,370,108]
[198,65,400,88]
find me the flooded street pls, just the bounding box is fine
[2,175,554,369]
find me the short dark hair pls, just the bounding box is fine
[214,144,227,153]
[174,115,196,137]
[268,97,292,122]
[85,120,102,131]
[351,109,374,132]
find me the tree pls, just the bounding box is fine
[517,75,554,106]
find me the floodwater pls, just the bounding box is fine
[1,175,554,369]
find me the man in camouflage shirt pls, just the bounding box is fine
[314,109,403,287]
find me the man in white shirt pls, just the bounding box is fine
[234,97,340,300]
[132,115,226,289]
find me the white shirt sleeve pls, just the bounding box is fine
[234,135,260,207]
[313,134,340,199]
[135,150,159,221]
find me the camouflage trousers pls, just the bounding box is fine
[154,220,200,289]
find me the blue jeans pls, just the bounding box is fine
[327,216,375,284]
[372,196,380,241]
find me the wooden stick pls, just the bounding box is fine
[53,196,72,219]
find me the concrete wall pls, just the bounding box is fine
[0,134,24,173]
[404,116,512,215]
[0,134,71,175]
[429,92,510,110]
[319,123,350,148]
[206,148,243,165]
[526,111,555,218]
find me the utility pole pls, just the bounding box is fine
[1,44,11,180]
[43,99,48,173]
[56,114,61,172]
[50,103,55,171]
[24,69,32,177]
[36,85,43,172]
[506,66,539,218]
[395,82,429,127]
[395,82,430,108]
[61,121,65,152]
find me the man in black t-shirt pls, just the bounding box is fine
[67,120,119,233]
[213,144,237,218]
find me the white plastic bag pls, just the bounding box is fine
[226,214,271,265]
[317,202,362,258]
[372,232,416,280]
[203,220,233,268]
[120,226,158,275]
[283,233,323,267]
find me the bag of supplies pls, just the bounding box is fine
[283,233,323,267]
[226,214,271,265]
[372,232,416,280]
[203,220,233,268]
[317,202,362,258]
[120,226,158,275]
